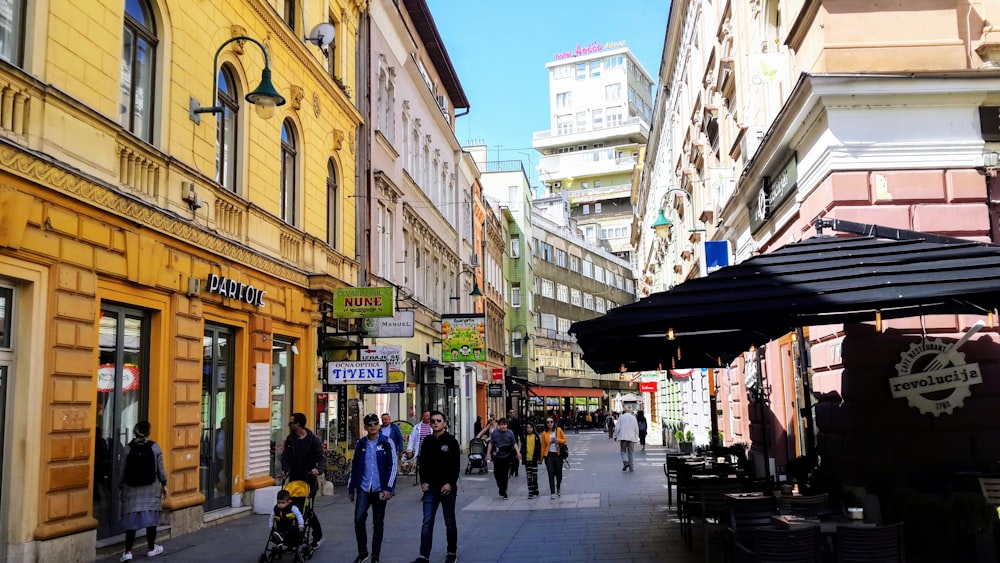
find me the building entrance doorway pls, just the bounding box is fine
[201,324,234,511]
[94,303,150,539]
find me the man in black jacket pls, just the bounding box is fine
[280,412,326,550]
[410,410,460,563]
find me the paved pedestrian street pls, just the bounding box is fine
[99,430,707,563]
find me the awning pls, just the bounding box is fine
[525,386,605,398]
[571,220,1000,374]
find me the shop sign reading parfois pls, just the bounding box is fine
[889,321,985,416]
[206,273,266,307]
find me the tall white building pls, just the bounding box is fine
[533,42,655,268]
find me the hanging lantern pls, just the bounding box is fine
[667,327,675,340]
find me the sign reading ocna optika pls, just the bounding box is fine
[333,287,394,318]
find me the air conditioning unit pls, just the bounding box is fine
[741,126,766,159]
[469,253,480,267]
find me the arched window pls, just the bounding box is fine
[119,0,157,143]
[280,120,297,225]
[216,66,239,192]
[326,159,338,247]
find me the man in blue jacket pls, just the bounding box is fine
[348,413,399,563]
[380,413,404,457]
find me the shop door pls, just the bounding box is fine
[269,338,294,478]
[201,325,234,511]
[0,285,13,561]
[94,304,150,539]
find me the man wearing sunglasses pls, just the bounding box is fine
[348,414,399,563]
[410,411,460,563]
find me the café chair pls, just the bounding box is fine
[778,492,832,518]
[699,480,744,560]
[980,476,1000,506]
[664,453,683,507]
[733,525,821,563]
[833,522,905,562]
[728,495,778,562]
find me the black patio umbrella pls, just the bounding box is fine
[571,220,1000,374]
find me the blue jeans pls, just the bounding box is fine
[419,485,457,558]
[354,490,387,558]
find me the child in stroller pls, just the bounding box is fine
[260,481,317,562]
[465,438,488,474]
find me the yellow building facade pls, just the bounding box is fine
[0,0,364,560]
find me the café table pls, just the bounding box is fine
[771,514,877,535]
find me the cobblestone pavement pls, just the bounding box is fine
[100,430,708,563]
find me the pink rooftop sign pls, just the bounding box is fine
[554,40,627,60]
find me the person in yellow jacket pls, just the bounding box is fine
[520,421,543,498]
[539,417,567,499]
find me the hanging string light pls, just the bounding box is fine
[875,310,883,333]
[667,327,675,340]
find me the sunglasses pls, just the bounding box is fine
[547,420,555,423]
[430,418,445,424]
[365,421,380,426]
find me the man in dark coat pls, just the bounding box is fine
[281,412,326,549]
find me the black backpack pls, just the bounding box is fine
[124,440,157,486]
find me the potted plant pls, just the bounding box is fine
[676,429,694,453]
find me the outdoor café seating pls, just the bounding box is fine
[732,525,822,563]
[833,522,905,563]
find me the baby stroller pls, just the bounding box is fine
[465,438,488,475]
[259,480,318,562]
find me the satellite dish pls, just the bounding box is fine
[305,23,335,48]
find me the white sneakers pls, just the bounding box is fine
[121,543,163,560]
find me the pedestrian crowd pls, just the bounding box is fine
[116,406,646,563]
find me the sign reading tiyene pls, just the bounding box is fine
[889,322,985,416]
[333,287,394,318]
[206,273,266,307]
[327,360,388,385]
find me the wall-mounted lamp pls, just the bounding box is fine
[650,188,707,240]
[190,36,286,124]
[450,269,483,312]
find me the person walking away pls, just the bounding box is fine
[475,414,497,444]
[520,421,542,498]
[280,412,326,550]
[615,408,640,472]
[636,411,649,450]
[118,420,167,561]
[506,409,523,477]
[486,418,520,498]
[349,413,399,563]
[268,489,304,548]
[380,413,404,459]
[405,411,433,483]
[607,412,616,439]
[410,410,460,563]
[473,416,483,438]
[540,417,567,499]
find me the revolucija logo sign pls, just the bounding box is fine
[888,321,984,416]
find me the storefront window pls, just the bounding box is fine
[270,338,294,478]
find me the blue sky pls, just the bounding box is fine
[425,0,671,186]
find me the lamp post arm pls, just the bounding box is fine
[196,36,272,115]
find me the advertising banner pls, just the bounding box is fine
[327,360,388,385]
[333,287,394,318]
[358,345,404,393]
[441,314,487,362]
[361,310,414,337]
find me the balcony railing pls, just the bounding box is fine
[482,159,526,174]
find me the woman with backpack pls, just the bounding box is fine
[118,420,167,561]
